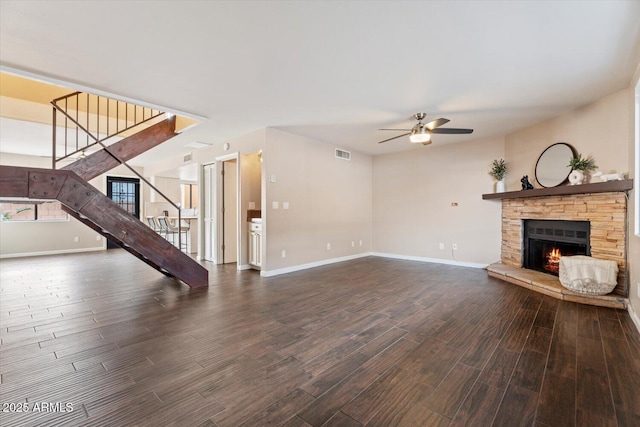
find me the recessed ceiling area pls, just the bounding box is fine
[1,1,639,164]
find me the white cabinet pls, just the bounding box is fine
[249,222,262,268]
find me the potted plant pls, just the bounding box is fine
[568,153,597,185]
[489,159,507,193]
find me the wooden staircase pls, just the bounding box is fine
[0,166,207,287]
[0,91,208,288]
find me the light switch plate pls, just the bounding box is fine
[270,175,276,183]
[283,202,289,210]
[272,201,279,209]
[249,202,255,209]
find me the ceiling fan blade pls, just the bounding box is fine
[430,128,474,134]
[377,132,410,144]
[424,118,449,130]
[378,128,411,131]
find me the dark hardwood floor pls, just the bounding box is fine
[1,250,639,426]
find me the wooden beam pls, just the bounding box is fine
[62,116,177,181]
[482,179,633,200]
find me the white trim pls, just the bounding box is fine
[260,251,488,277]
[260,253,373,277]
[215,152,240,162]
[214,153,241,265]
[629,301,640,335]
[0,247,104,259]
[371,252,489,269]
[237,264,252,271]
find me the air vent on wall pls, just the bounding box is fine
[335,148,351,160]
[183,152,193,163]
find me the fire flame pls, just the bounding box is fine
[545,247,561,273]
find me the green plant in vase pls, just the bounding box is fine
[568,153,597,185]
[489,159,507,192]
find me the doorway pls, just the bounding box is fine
[221,159,238,264]
[106,176,140,249]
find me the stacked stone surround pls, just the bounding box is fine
[501,192,627,296]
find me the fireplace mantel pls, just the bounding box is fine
[482,179,633,200]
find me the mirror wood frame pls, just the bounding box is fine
[534,142,577,188]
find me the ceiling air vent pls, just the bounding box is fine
[183,152,193,163]
[335,148,351,161]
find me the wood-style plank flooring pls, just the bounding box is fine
[1,250,639,426]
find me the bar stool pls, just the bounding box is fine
[157,216,188,251]
[146,216,161,234]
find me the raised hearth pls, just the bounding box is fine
[487,262,627,309]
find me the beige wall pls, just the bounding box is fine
[505,89,631,190]
[372,136,504,266]
[263,128,372,272]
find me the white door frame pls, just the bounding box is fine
[200,162,217,262]
[215,152,242,267]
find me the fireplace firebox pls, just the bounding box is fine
[523,219,590,276]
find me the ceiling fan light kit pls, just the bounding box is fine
[409,125,431,144]
[377,112,473,145]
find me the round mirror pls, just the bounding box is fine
[535,143,576,188]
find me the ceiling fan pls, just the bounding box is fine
[377,113,473,145]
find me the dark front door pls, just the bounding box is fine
[106,176,140,249]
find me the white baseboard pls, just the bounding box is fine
[371,252,488,269]
[629,301,640,334]
[237,264,252,271]
[260,252,373,277]
[260,251,488,278]
[0,247,105,259]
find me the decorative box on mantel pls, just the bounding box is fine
[483,180,634,299]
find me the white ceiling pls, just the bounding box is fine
[1,1,639,164]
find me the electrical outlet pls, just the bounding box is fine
[96,235,101,241]
[452,243,457,250]
[74,236,79,243]
[439,243,444,250]
[351,241,355,247]
[281,250,286,258]
[327,243,331,250]
[359,240,362,246]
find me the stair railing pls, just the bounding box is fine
[51,92,184,250]
[52,91,165,165]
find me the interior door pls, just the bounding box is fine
[222,160,238,264]
[203,163,216,261]
[106,176,140,249]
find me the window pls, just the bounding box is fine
[0,201,68,222]
[181,183,198,209]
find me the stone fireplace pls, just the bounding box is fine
[501,192,627,296]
